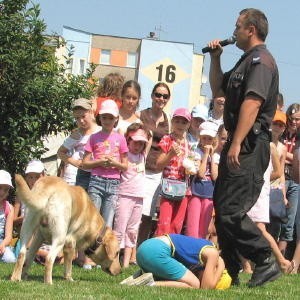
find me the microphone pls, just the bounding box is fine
[202,36,236,54]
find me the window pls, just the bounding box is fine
[127,52,137,68]
[79,59,85,74]
[100,49,111,65]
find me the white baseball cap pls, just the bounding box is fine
[0,170,13,187]
[25,159,45,174]
[99,99,119,117]
[200,121,218,137]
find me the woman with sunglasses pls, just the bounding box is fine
[136,82,171,246]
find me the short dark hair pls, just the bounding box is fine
[240,8,268,41]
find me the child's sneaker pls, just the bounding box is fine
[82,264,92,270]
[132,273,155,286]
[120,269,143,285]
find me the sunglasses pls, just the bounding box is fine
[154,92,169,100]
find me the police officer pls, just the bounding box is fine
[207,8,280,287]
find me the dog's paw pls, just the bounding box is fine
[11,274,22,282]
[64,276,74,282]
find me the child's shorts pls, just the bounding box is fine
[137,238,187,280]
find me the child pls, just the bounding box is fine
[155,108,191,236]
[207,124,227,244]
[13,159,59,264]
[121,234,231,290]
[0,170,16,263]
[116,80,141,135]
[186,121,218,238]
[187,104,208,150]
[57,98,100,189]
[82,99,128,227]
[113,123,150,268]
[14,159,45,232]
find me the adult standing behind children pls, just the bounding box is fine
[208,8,280,287]
[136,82,171,244]
[116,80,141,135]
[57,98,100,190]
[93,73,124,117]
[82,99,128,227]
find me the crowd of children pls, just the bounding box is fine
[1,75,299,290]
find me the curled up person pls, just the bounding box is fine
[120,234,231,290]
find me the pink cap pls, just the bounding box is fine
[129,129,148,143]
[99,99,119,117]
[172,108,191,121]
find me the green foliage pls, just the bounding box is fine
[0,0,97,175]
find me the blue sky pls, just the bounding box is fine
[36,0,300,109]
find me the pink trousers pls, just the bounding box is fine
[113,195,143,248]
[155,196,188,236]
[185,196,213,238]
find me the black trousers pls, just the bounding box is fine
[214,133,272,277]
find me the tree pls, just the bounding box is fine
[0,0,97,175]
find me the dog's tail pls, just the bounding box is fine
[15,174,47,210]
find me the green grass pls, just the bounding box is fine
[0,263,299,299]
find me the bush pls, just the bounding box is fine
[0,0,97,174]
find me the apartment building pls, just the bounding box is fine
[62,26,206,112]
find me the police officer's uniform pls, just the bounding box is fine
[213,44,279,277]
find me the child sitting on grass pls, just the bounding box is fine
[0,170,16,263]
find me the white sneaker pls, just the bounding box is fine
[82,264,92,270]
[131,273,155,286]
[120,269,143,285]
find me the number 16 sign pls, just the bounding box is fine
[138,38,197,112]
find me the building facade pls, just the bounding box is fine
[61,26,206,112]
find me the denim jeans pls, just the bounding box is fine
[76,169,91,191]
[280,179,299,241]
[294,184,300,241]
[88,175,120,228]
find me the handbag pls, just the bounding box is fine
[191,176,214,198]
[269,188,288,223]
[161,178,187,201]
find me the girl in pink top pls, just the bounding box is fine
[82,100,128,227]
[113,123,151,268]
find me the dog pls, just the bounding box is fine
[11,175,121,284]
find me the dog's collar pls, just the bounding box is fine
[84,223,107,256]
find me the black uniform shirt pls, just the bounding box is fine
[222,44,279,134]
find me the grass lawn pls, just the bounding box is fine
[0,262,299,299]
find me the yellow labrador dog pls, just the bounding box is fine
[11,175,121,284]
